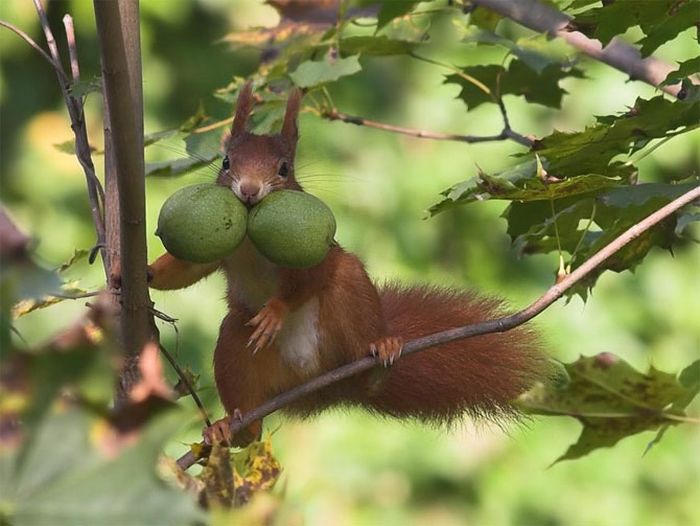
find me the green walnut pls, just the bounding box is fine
[248,190,336,268]
[156,184,247,263]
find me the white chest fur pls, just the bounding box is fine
[223,240,322,375]
[277,298,321,374]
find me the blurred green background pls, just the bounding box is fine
[1,1,699,525]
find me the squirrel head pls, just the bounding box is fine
[217,81,302,205]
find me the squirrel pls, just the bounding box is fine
[148,82,549,446]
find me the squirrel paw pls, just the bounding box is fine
[203,414,235,446]
[109,263,153,290]
[203,410,260,447]
[370,336,404,367]
[246,298,288,354]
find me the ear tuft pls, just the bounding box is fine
[231,81,254,137]
[281,88,302,145]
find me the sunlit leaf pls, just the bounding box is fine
[469,5,502,31]
[173,367,201,400]
[339,35,418,56]
[68,76,102,98]
[377,0,419,29]
[3,407,203,526]
[201,443,235,508]
[58,249,89,273]
[429,158,626,215]
[230,435,282,506]
[518,353,700,463]
[662,56,700,86]
[572,0,700,56]
[145,155,218,178]
[533,96,700,174]
[290,55,362,88]
[445,59,584,111]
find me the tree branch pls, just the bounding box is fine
[30,1,107,275]
[0,20,67,82]
[321,108,534,147]
[62,15,80,81]
[93,0,155,400]
[471,0,684,97]
[176,183,700,470]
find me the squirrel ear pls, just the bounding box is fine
[281,88,302,145]
[231,81,254,137]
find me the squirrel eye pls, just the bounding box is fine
[278,161,289,178]
[222,156,230,170]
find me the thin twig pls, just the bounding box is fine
[49,291,103,300]
[32,0,107,275]
[159,344,212,428]
[322,108,534,147]
[149,306,178,324]
[176,183,700,470]
[319,51,535,148]
[62,15,80,81]
[0,20,68,83]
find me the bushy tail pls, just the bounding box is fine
[363,283,549,424]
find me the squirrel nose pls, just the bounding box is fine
[239,181,261,203]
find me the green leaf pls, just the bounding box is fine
[661,56,700,86]
[675,211,700,237]
[145,155,218,178]
[56,127,180,157]
[429,158,626,216]
[444,64,501,110]
[469,6,502,31]
[637,1,700,57]
[339,35,418,56]
[518,353,700,463]
[58,248,89,273]
[179,101,209,133]
[68,75,102,98]
[53,139,97,156]
[248,100,287,135]
[445,59,584,111]
[144,128,179,147]
[4,408,203,526]
[377,1,419,29]
[572,0,700,57]
[4,258,63,303]
[509,35,576,74]
[533,96,700,175]
[290,55,362,88]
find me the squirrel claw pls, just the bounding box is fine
[370,336,403,368]
[203,416,233,446]
[247,298,288,353]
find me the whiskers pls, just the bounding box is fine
[146,141,222,182]
[296,165,365,199]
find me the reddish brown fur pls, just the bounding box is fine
[365,284,545,423]
[149,83,549,443]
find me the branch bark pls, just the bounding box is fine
[29,1,107,275]
[177,183,700,470]
[322,108,534,147]
[93,0,155,400]
[472,0,682,97]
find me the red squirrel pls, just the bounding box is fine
[149,82,548,445]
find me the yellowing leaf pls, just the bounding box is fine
[518,353,700,463]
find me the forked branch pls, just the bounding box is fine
[471,0,686,97]
[28,1,107,274]
[321,107,534,147]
